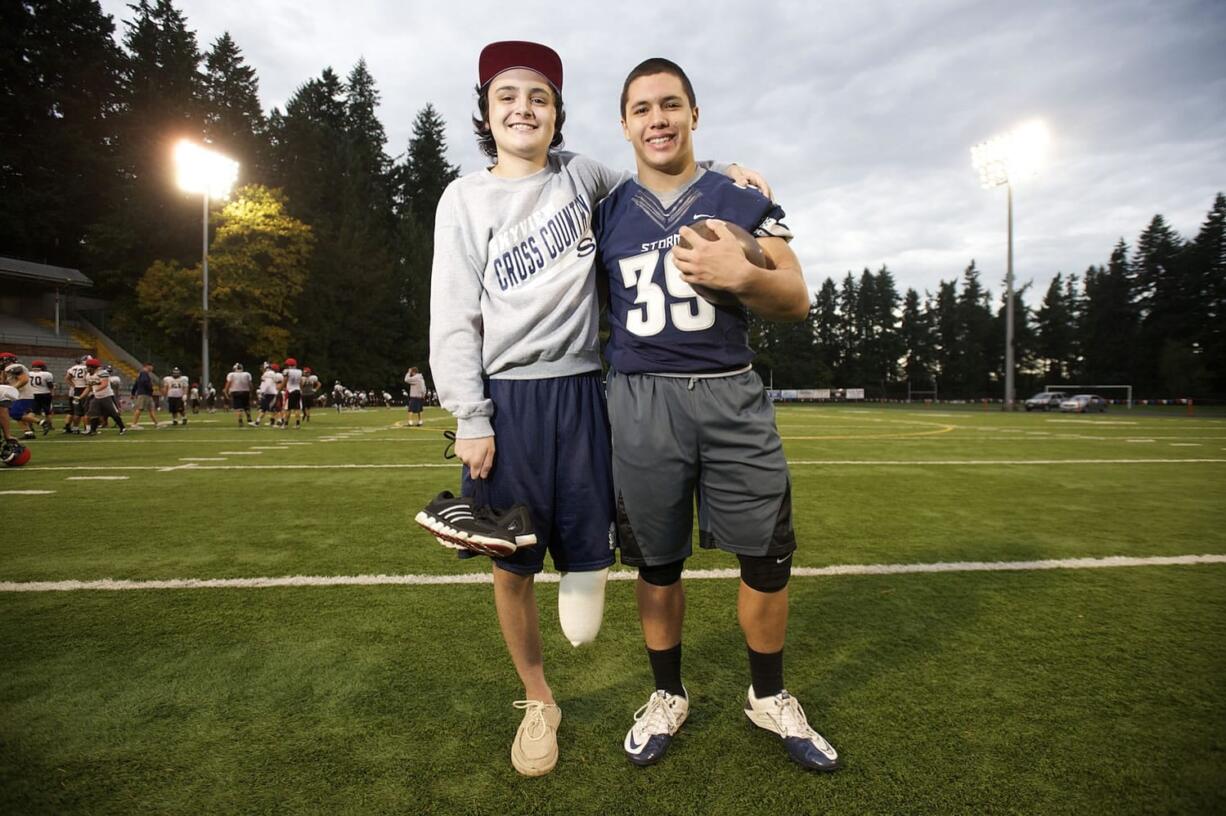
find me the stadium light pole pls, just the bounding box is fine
[971,120,1049,410]
[174,140,238,400]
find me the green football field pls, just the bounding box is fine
[2,404,1224,815]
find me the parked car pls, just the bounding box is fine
[1059,394,1109,413]
[1024,391,1067,411]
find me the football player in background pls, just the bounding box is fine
[224,363,254,426]
[27,360,54,434]
[593,58,837,772]
[0,353,38,439]
[64,355,90,434]
[162,366,190,426]
[255,362,282,426]
[301,367,319,421]
[83,357,126,435]
[282,357,304,428]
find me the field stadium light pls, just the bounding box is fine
[175,140,238,398]
[971,120,1049,410]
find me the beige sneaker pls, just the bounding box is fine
[510,699,562,776]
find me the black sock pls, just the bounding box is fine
[748,646,784,698]
[647,644,685,697]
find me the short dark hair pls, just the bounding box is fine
[620,58,696,117]
[471,83,566,160]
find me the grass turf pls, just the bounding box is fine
[1,405,1224,814]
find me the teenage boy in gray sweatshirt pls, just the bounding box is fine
[427,41,768,777]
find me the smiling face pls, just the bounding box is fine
[485,68,558,166]
[621,71,699,181]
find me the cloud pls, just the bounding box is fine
[97,0,1226,301]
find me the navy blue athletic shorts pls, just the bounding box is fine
[459,372,616,576]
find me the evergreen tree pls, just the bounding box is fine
[932,279,960,395]
[1186,193,1226,393]
[900,288,934,389]
[1081,241,1139,385]
[0,0,124,269]
[202,32,266,182]
[812,278,839,386]
[1035,272,1076,381]
[91,0,206,299]
[836,272,861,384]
[957,261,994,397]
[394,103,460,372]
[1134,214,1188,392]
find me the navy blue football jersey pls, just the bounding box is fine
[594,171,790,374]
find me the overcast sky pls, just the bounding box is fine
[99,0,1226,301]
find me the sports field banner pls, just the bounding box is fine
[797,389,820,400]
[845,388,866,400]
[782,390,799,401]
[816,389,831,400]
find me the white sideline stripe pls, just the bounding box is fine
[0,490,56,495]
[65,476,128,481]
[3,554,1223,593]
[7,458,1226,474]
[180,457,227,461]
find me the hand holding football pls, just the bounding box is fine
[675,219,772,306]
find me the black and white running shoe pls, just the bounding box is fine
[415,491,537,558]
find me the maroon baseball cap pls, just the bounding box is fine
[479,41,563,92]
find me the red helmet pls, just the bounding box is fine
[31,360,46,369]
[270,363,281,371]
[85,357,101,367]
[284,357,297,367]
[303,367,313,374]
[2,440,31,467]
[0,352,16,362]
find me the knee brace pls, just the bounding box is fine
[738,551,792,593]
[638,558,685,587]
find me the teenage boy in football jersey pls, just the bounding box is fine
[425,41,770,778]
[592,58,839,772]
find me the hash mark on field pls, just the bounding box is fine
[1126,439,1155,443]
[249,446,289,450]
[66,476,129,481]
[1169,443,1201,447]
[3,554,1223,593]
[217,451,262,455]
[180,457,227,461]
[0,490,56,495]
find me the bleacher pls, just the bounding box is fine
[0,314,138,392]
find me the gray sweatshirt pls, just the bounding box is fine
[429,152,626,438]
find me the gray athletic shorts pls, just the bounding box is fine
[134,395,155,411]
[607,369,797,567]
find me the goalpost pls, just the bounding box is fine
[1045,384,1133,409]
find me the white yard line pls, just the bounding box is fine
[0,490,56,495]
[8,458,1226,474]
[180,457,227,461]
[3,553,1223,593]
[65,476,129,481]
[217,451,262,455]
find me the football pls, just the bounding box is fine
[678,219,772,306]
